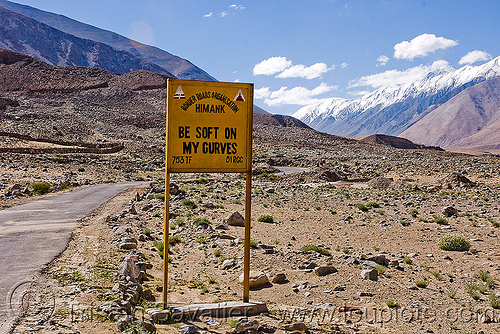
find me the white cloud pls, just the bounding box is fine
[349,60,454,89]
[203,12,213,18]
[256,83,337,107]
[376,55,389,67]
[253,57,292,76]
[459,50,492,65]
[276,63,333,79]
[340,62,348,68]
[255,87,271,99]
[220,11,228,17]
[229,4,245,10]
[394,33,458,60]
[254,57,334,79]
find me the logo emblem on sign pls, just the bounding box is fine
[174,86,185,99]
[234,89,245,102]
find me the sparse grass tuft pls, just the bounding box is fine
[438,235,470,251]
[181,199,197,209]
[32,181,52,195]
[195,234,208,244]
[194,217,210,227]
[446,287,457,299]
[154,193,165,200]
[168,235,182,245]
[385,299,399,308]
[375,264,387,274]
[490,293,500,309]
[432,215,449,225]
[410,209,419,218]
[356,203,369,212]
[415,279,428,288]
[431,271,443,281]
[257,214,274,223]
[153,241,164,257]
[300,244,331,256]
[403,256,413,265]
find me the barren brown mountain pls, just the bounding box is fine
[401,77,500,150]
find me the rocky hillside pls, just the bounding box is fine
[359,134,443,150]
[400,76,500,150]
[0,0,214,80]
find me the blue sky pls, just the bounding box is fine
[11,0,500,115]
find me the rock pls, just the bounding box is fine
[358,291,373,297]
[142,319,157,332]
[238,271,270,289]
[224,211,245,227]
[390,260,400,267]
[272,273,288,284]
[118,257,140,279]
[120,242,137,250]
[135,192,141,201]
[122,237,138,244]
[100,300,121,313]
[283,322,308,332]
[366,254,390,266]
[333,285,346,291]
[221,259,236,270]
[299,262,317,270]
[142,203,153,211]
[479,313,492,323]
[179,325,199,334]
[169,183,179,195]
[314,265,337,276]
[114,226,132,235]
[258,324,276,333]
[361,269,378,281]
[359,260,379,269]
[233,319,259,333]
[136,262,153,271]
[129,204,137,214]
[265,188,275,194]
[116,316,132,331]
[203,202,216,209]
[442,206,457,217]
[142,289,154,300]
[215,224,230,230]
[137,270,147,282]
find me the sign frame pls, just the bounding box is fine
[166,79,253,173]
[163,79,254,308]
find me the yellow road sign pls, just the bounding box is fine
[166,79,253,173]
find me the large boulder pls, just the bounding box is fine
[238,271,270,289]
[223,211,245,227]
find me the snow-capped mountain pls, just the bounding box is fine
[293,57,500,137]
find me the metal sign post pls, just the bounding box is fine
[164,79,253,308]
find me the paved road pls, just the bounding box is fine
[0,182,142,333]
[275,166,310,175]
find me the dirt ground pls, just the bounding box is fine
[5,160,500,334]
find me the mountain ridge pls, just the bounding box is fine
[0,0,215,81]
[293,57,500,141]
[400,76,500,150]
